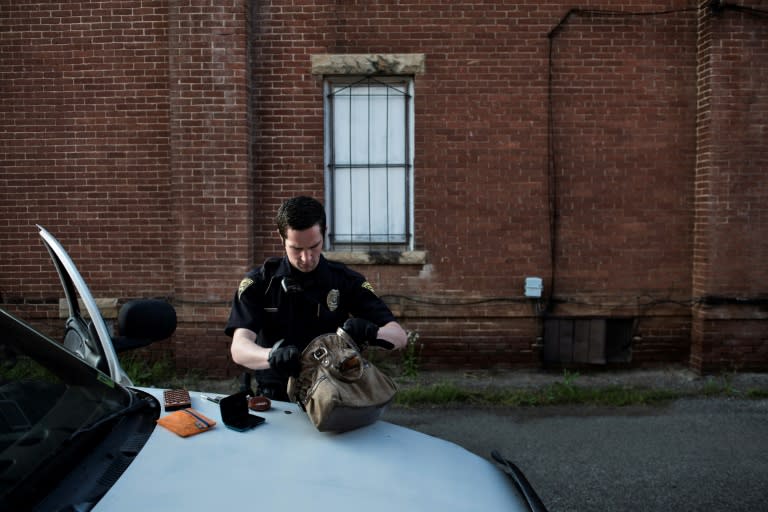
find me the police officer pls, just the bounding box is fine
[225,196,407,401]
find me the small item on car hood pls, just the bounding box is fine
[157,408,216,437]
[163,389,191,411]
[248,395,271,412]
[220,391,266,431]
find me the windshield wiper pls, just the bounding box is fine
[491,450,548,512]
[67,395,156,443]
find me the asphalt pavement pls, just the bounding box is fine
[381,369,768,512]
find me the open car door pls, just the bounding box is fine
[37,225,132,385]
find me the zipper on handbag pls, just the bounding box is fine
[303,374,328,405]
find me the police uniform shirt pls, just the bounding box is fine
[224,254,396,353]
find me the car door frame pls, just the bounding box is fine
[37,225,132,386]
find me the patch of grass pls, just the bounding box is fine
[701,376,732,396]
[121,355,171,385]
[394,382,476,406]
[746,388,768,399]
[400,331,423,378]
[121,354,203,388]
[395,380,688,408]
[118,351,768,406]
[0,355,56,382]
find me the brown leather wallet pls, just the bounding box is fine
[157,408,216,437]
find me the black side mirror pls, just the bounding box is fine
[114,299,177,352]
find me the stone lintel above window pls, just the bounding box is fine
[311,54,426,76]
[325,251,427,266]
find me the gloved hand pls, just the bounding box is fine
[342,318,394,350]
[268,342,301,378]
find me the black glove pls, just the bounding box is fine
[342,318,394,350]
[268,342,301,378]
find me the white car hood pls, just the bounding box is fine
[94,389,526,511]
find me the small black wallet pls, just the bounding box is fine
[219,391,266,431]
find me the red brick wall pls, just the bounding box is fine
[546,6,698,365]
[692,2,768,372]
[1,1,174,298]
[0,1,250,377]
[164,1,251,373]
[2,1,766,378]
[549,9,697,295]
[247,1,703,370]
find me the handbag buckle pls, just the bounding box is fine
[312,347,328,361]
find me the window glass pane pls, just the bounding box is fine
[368,168,389,239]
[333,92,351,165]
[349,169,369,239]
[369,93,388,163]
[370,167,406,243]
[385,167,406,240]
[349,94,369,162]
[332,168,352,237]
[386,96,406,163]
[333,167,406,243]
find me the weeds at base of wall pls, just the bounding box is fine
[122,331,425,390]
[394,381,681,408]
[121,354,206,389]
[122,352,768,408]
[393,370,768,408]
[400,330,423,378]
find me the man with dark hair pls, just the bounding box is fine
[225,196,407,401]
[275,195,327,240]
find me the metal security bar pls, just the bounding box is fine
[326,76,412,251]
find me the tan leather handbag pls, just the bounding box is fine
[288,328,397,432]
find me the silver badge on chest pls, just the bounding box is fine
[326,289,339,312]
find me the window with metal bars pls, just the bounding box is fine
[324,76,414,252]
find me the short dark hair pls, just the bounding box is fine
[276,196,327,239]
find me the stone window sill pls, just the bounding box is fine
[325,251,427,265]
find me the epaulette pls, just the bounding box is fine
[324,258,347,271]
[262,256,282,272]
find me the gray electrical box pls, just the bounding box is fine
[524,277,543,298]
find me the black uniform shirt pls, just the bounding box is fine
[225,254,396,353]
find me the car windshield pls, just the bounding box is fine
[0,309,131,503]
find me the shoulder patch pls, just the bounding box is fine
[361,281,377,295]
[238,277,254,300]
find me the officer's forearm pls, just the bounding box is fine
[230,328,271,370]
[376,321,408,350]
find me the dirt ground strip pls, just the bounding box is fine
[186,366,768,398]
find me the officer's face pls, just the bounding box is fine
[283,224,324,273]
